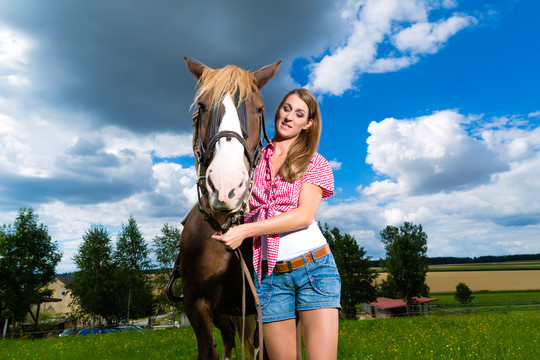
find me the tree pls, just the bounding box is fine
[0,208,62,332]
[69,224,117,324]
[114,215,153,321]
[152,223,183,313]
[379,222,430,304]
[320,223,378,318]
[454,282,474,304]
[154,223,181,269]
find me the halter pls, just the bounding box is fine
[193,93,270,233]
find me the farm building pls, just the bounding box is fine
[23,276,76,331]
[38,276,74,315]
[363,297,439,318]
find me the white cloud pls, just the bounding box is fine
[364,110,507,195]
[481,119,540,162]
[316,111,540,259]
[307,0,477,95]
[384,207,405,225]
[0,26,32,87]
[366,56,419,74]
[393,15,476,54]
[328,158,342,170]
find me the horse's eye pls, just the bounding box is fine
[256,106,264,114]
[198,103,207,112]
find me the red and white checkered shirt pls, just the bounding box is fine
[245,142,334,282]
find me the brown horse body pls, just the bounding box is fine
[180,206,256,359]
[168,58,280,360]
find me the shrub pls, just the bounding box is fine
[454,282,474,304]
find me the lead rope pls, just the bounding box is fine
[235,249,264,360]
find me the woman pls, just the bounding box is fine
[213,88,340,359]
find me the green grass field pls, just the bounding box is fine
[2,312,539,359]
[428,290,540,316]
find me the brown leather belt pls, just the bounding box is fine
[269,244,331,274]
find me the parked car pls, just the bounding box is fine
[115,325,143,331]
[107,327,124,333]
[77,328,112,336]
[58,328,77,337]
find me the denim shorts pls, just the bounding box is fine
[255,251,341,323]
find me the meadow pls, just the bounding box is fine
[1,312,539,359]
[3,261,539,359]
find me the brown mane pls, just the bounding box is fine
[193,65,258,110]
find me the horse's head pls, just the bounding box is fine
[186,57,280,216]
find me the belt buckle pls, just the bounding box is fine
[287,261,293,272]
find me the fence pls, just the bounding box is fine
[361,299,540,318]
[435,299,540,316]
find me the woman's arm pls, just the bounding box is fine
[212,182,323,250]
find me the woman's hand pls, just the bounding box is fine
[212,183,323,250]
[212,225,248,250]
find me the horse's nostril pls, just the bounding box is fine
[208,176,216,192]
[228,189,235,199]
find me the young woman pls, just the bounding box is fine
[212,88,341,359]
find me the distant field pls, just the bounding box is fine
[376,260,540,292]
[428,260,540,271]
[432,290,540,303]
[373,260,540,272]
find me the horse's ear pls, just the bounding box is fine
[185,56,211,81]
[253,60,282,89]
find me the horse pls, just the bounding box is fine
[166,57,280,360]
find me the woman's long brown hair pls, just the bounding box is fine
[276,88,322,182]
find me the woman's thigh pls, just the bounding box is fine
[263,318,298,360]
[299,308,339,360]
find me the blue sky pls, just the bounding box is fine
[1,0,539,272]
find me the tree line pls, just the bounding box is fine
[1,207,436,332]
[0,208,182,334]
[67,215,184,327]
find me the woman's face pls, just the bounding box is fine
[275,93,313,141]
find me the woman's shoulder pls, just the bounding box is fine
[304,152,333,179]
[309,152,331,168]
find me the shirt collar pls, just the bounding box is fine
[265,141,275,156]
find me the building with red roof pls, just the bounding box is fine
[363,297,439,318]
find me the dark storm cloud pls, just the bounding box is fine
[0,136,155,210]
[494,214,540,227]
[0,173,150,207]
[0,0,349,133]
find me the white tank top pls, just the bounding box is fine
[260,211,328,261]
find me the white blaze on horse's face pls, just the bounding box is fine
[206,94,249,212]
